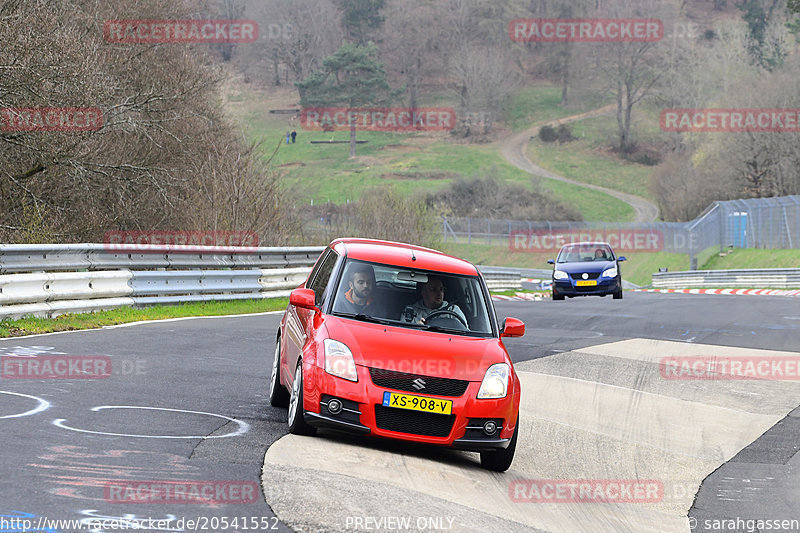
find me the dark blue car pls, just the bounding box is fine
[547,242,626,300]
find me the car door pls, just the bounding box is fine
[282,248,340,384]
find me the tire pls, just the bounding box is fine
[552,291,564,301]
[287,359,317,436]
[269,337,290,407]
[480,417,518,472]
[613,287,623,299]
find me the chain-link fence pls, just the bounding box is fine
[443,195,800,264]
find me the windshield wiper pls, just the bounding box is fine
[423,324,468,334]
[336,313,391,325]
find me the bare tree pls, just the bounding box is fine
[0,0,290,243]
[585,0,670,153]
[381,0,445,109]
[240,0,341,86]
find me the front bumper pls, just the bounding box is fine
[553,277,620,296]
[302,362,518,451]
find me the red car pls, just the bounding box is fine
[269,238,525,471]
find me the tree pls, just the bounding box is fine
[381,0,444,109]
[241,0,340,86]
[738,0,789,69]
[0,0,289,243]
[527,0,595,106]
[591,0,667,153]
[296,43,402,157]
[339,0,386,44]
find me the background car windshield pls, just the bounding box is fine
[557,244,614,262]
[331,259,493,336]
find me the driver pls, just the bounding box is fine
[402,276,467,326]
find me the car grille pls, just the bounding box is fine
[576,285,600,292]
[570,272,600,280]
[374,405,455,437]
[369,368,469,397]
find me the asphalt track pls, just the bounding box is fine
[1,292,799,532]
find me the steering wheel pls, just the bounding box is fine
[424,309,468,328]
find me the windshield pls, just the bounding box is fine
[557,244,615,263]
[330,259,494,337]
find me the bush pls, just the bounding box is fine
[538,125,558,142]
[355,186,441,248]
[556,124,575,143]
[426,174,583,221]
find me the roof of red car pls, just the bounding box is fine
[330,238,479,276]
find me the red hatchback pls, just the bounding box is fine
[270,238,525,471]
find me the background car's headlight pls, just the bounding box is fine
[553,270,568,280]
[602,267,618,278]
[478,363,510,399]
[323,339,357,382]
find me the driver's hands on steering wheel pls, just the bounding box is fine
[423,309,468,328]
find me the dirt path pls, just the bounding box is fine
[499,104,660,223]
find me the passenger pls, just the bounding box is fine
[337,264,382,316]
[402,276,467,325]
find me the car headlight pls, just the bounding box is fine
[602,267,618,278]
[477,363,510,399]
[323,339,357,382]
[553,270,568,280]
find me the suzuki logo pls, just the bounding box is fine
[412,378,427,390]
[582,273,589,279]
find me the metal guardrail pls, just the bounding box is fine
[0,244,529,319]
[0,243,325,273]
[0,267,311,319]
[652,268,800,289]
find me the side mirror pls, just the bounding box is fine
[500,317,525,338]
[289,288,318,311]
[547,259,555,265]
[618,256,627,262]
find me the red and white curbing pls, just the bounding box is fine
[492,292,549,301]
[634,288,800,297]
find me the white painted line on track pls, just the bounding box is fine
[0,391,50,419]
[53,405,250,439]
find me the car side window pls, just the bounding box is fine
[307,250,339,306]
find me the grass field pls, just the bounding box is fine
[0,298,288,338]
[225,83,630,216]
[701,248,800,270]
[526,115,658,217]
[227,85,541,205]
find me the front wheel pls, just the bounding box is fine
[552,291,564,301]
[613,287,623,299]
[269,337,289,407]
[480,418,518,472]
[287,359,317,436]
